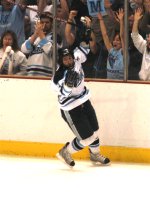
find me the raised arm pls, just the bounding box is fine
[97,12,112,51]
[65,10,77,46]
[131,8,146,54]
[116,8,125,54]
[132,8,143,33]
[30,21,45,44]
[84,16,97,54]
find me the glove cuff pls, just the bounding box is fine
[64,84,73,90]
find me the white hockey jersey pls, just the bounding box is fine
[52,47,91,110]
[21,33,54,77]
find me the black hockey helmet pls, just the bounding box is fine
[58,47,74,66]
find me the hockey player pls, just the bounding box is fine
[52,47,110,167]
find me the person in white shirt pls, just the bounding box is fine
[0,0,27,47]
[0,30,27,75]
[26,0,53,34]
[131,8,150,81]
[21,12,56,77]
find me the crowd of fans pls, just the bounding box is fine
[0,0,149,80]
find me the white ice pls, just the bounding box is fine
[0,155,149,198]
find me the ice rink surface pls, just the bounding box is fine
[0,155,150,198]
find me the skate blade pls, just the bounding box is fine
[91,161,111,166]
[56,153,74,168]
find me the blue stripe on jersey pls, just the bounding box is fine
[59,87,89,107]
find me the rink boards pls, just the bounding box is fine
[0,78,150,163]
[0,140,150,163]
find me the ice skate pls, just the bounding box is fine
[56,142,75,167]
[89,149,110,165]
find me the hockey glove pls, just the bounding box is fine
[65,70,80,88]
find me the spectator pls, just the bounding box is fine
[65,10,97,52]
[97,9,125,80]
[70,0,90,25]
[0,0,27,47]
[0,30,27,75]
[26,0,53,34]
[21,12,60,77]
[91,0,117,45]
[52,0,121,79]
[128,8,142,80]
[50,0,69,47]
[91,0,119,79]
[131,8,150,80]
[65,10,97,77]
